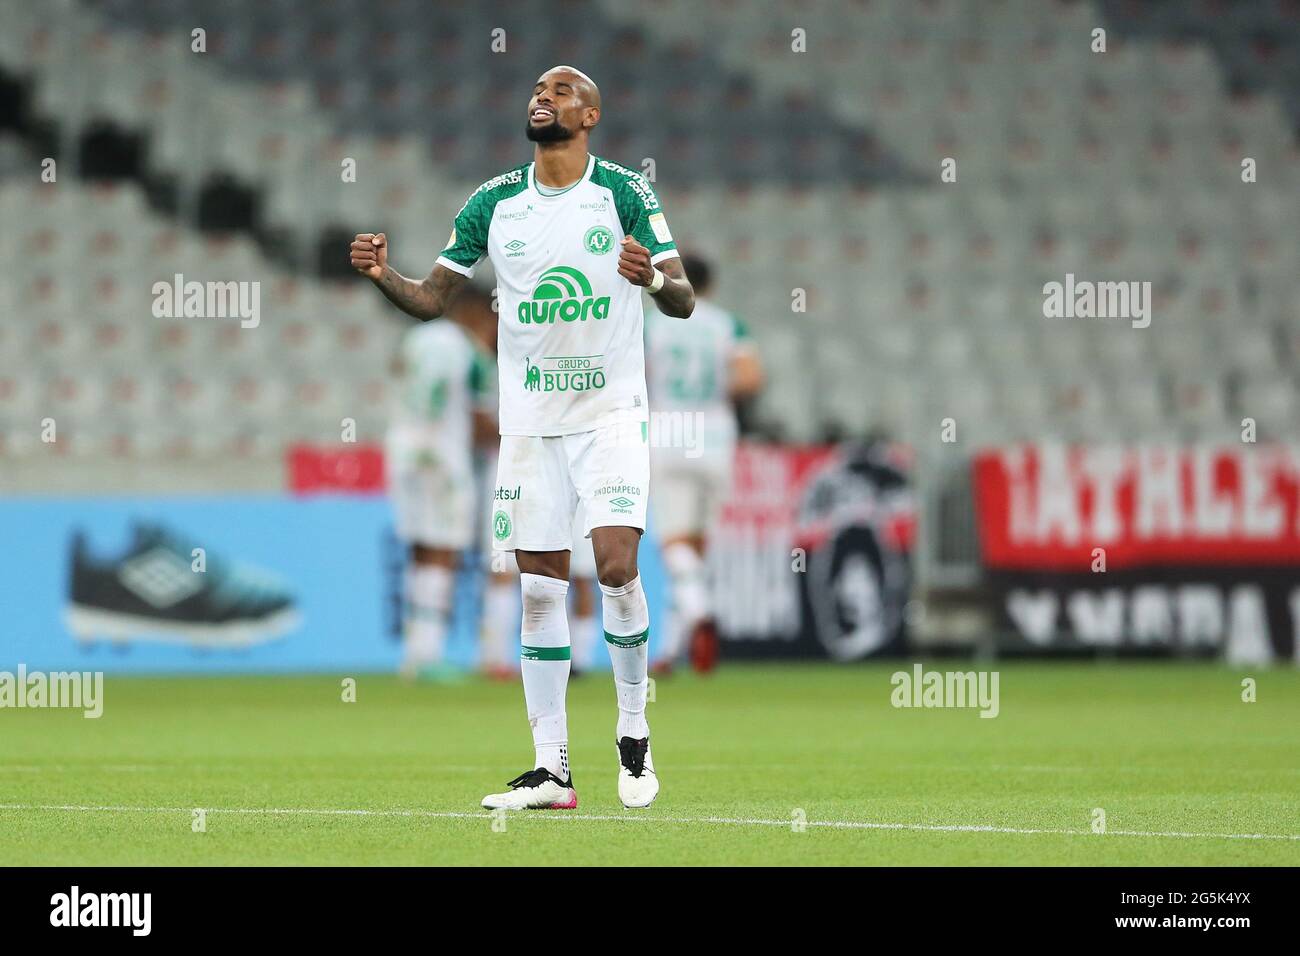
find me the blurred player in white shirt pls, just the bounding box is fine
[386,285,497,679]
[469,292,526,682]
[645,254,764,673]
[568,506,599,675]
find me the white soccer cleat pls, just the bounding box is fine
[616,736,659,809]
[481,768,578,810]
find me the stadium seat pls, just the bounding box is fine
[4,0,1299,472]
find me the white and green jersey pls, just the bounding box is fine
[436,153,678,437]
[645,296,754,451]
[388,319,492,459]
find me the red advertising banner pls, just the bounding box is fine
[974,444,1300,663]
[287,443,386,495]
[712,441,914,659]
[710,444,836,644]
[974,444,1300,571]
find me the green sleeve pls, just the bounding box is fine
[437,190,493,274]
[436,166,528,274]
[599,160,679,263]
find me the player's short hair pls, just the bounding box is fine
[678,253,713,293]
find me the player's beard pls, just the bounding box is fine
[526,118,575,143]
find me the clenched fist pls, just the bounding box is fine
[617,235,654,287]
[350,233,388,280]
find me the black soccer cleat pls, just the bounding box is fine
[66,522,299,647]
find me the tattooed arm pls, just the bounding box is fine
[649,256,696,319]
[616,239,695,318]
[373,263,468,322]
[350,232,468,321]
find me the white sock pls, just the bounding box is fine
[662,542,709,661]
[601,574,651,740]
[404,564,453,666]
[519,573,571,779]
[481,575,518,669]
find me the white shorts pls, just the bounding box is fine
[650,451,733,540]
[387,447,476,550]
[491,420,649,553]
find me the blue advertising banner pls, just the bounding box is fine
[0,496,668,673]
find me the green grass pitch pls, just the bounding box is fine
[2,662,1297,865]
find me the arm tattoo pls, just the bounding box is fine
[374,264,468,321]
[650,257,695,318]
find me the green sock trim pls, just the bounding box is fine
[604,628,649,648]
[521,645,571,661]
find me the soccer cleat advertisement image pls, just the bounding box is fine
[0,0,1297,930]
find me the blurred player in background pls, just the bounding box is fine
[568,506,599,676]
[465,290,522,681]
[479,542,521,680]
[645,253,764,674]
[386,285,497,679]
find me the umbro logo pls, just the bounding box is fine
[117,548,202,608]
[504,239,527,258]
[609,497,635,509]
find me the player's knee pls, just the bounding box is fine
[573,583,596,617]
[520,573,569,631]
[412,544,450,566]
[521,573,565,611]
[597,557,638,589]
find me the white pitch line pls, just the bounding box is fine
[0,803,1297,842]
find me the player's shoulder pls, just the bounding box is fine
[592,156,646,182]
[591,156,659,206]
[461,163,530,208]
[694,299,752,340]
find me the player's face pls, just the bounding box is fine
[526,74,589,142]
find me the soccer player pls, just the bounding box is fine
[351,66,694,810]
[645,254,764,673]
[385,284,497,679]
